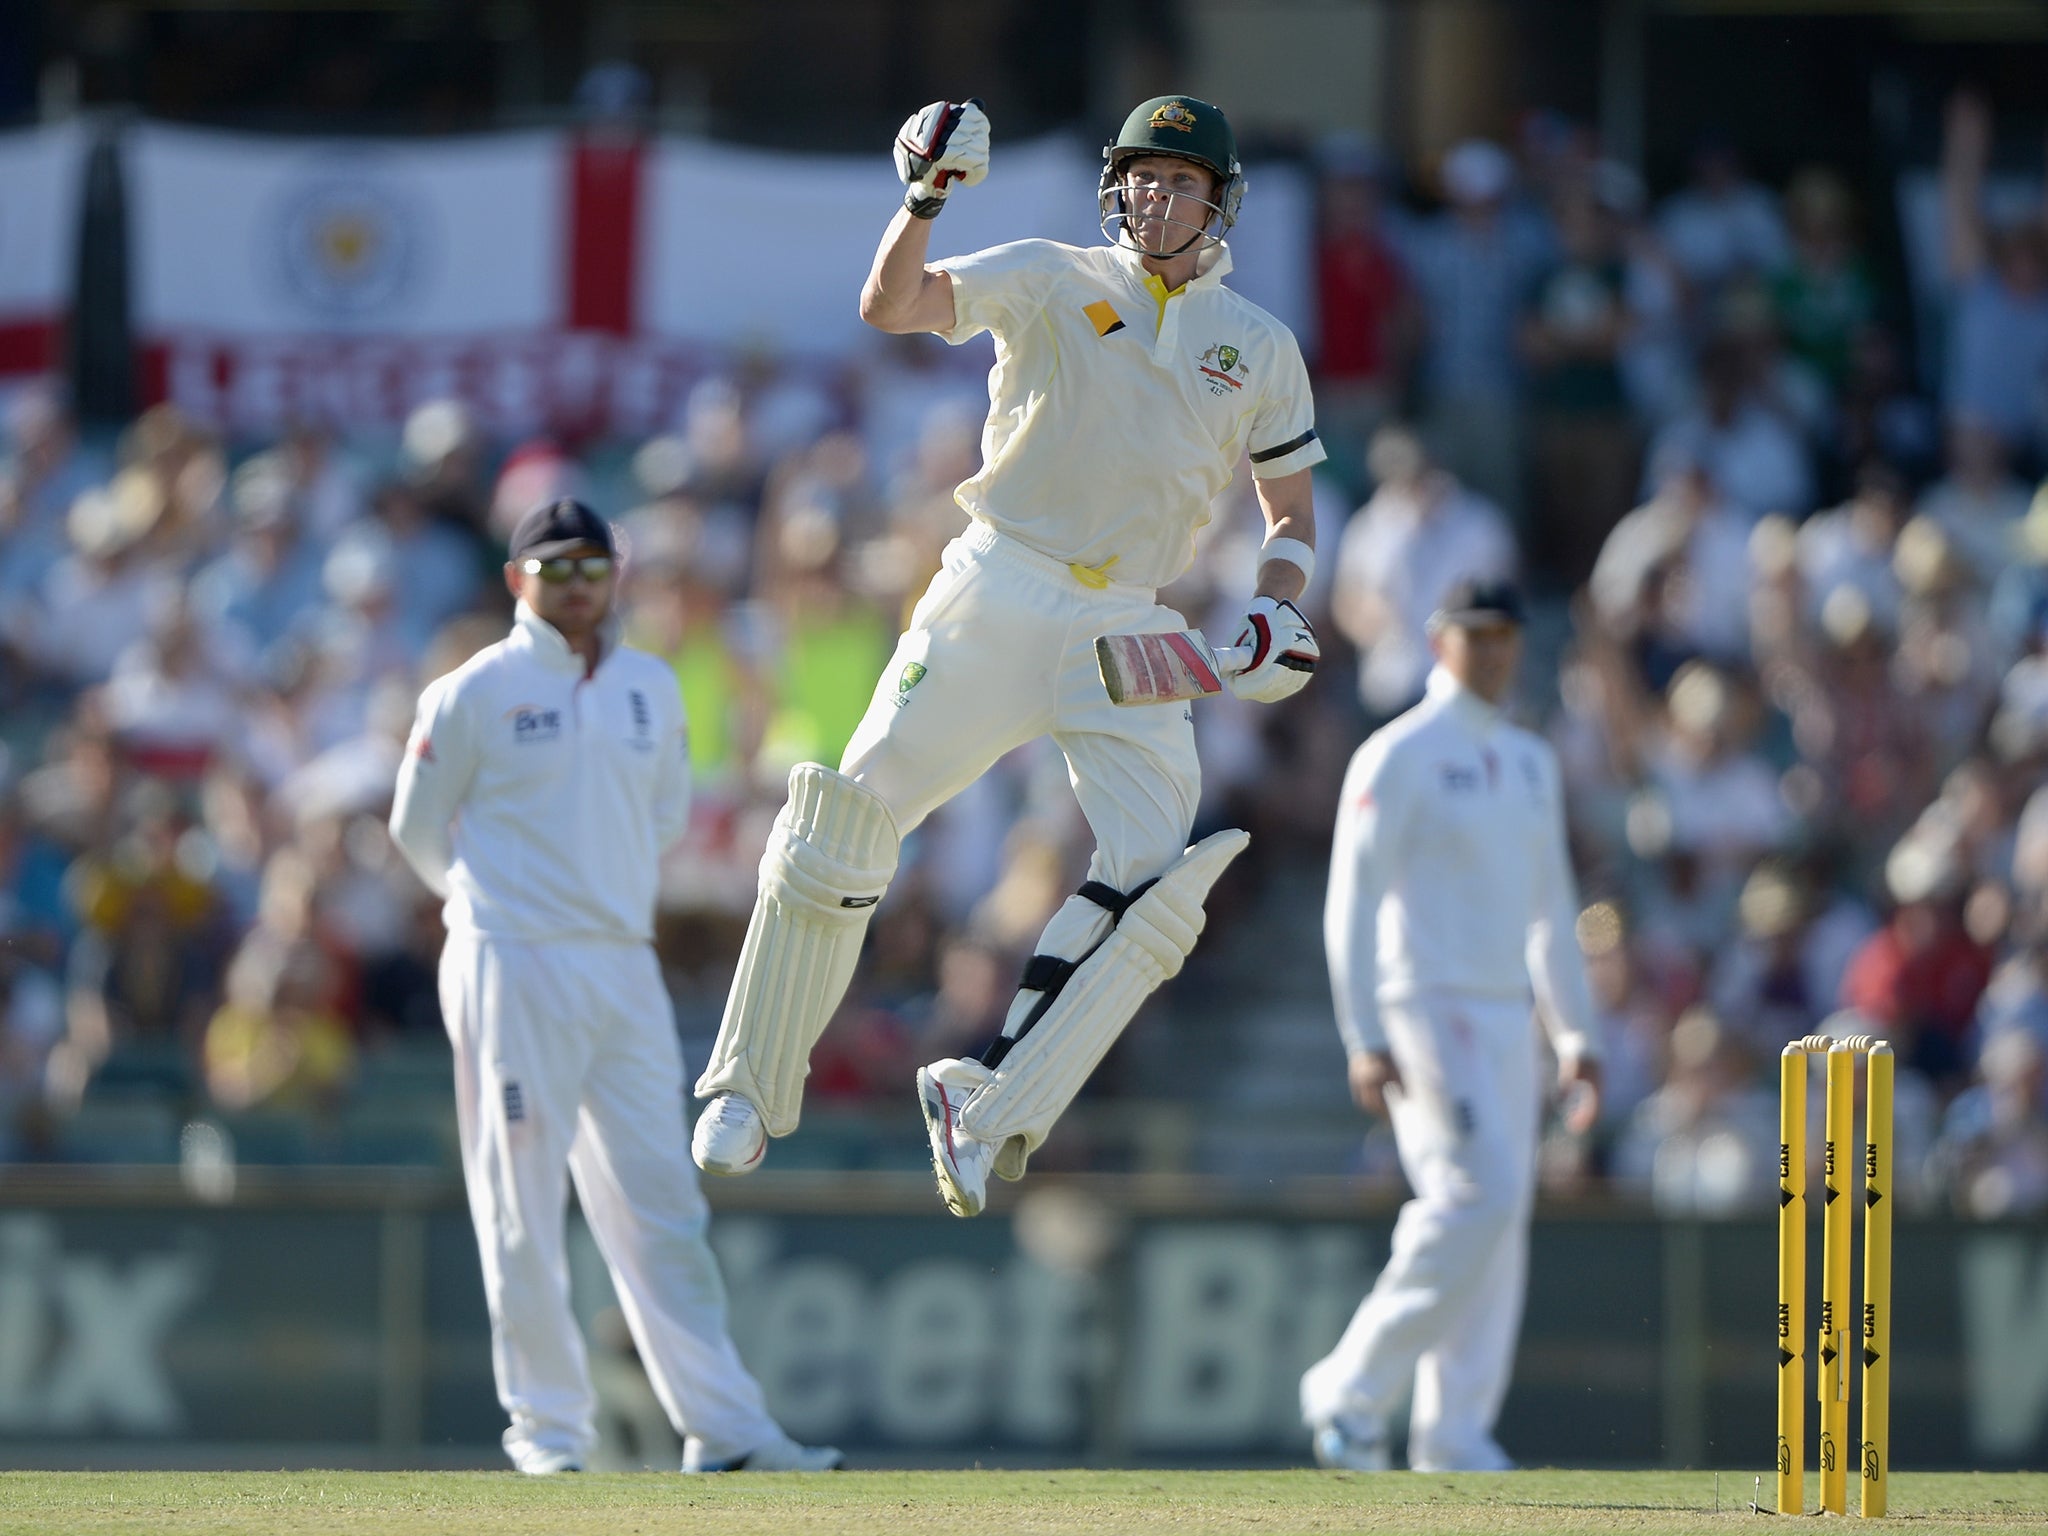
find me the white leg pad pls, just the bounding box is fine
[956,828,1248,1151]
[695,763,899,1137]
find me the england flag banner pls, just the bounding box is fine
[0,122,89,381]
[125,124,1310,437]
[130,124,577,435]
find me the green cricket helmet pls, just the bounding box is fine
[1098,95,1245,254]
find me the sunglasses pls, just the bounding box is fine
[519,555,614,584]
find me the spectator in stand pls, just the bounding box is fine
[1913,757,2021,891]
[753,502,896,778]
[1519,175,1642,584]
[62,780,226,1076]
[275,422,367,545]
[1603,162,1693,429]
[1780,586,1936,853]
[1395,139,1553,516]
[1708,858,1874,1057]
[1611,1004,1778,1216]
[1548,620,1662,884]
[1575,900,1677,1144]
[1311,134,1412,498]
[1913,416,2033,590]
[400,399,492,543]
[0,940,65,1158]
[1796,461,1907,634]
[103,596,243,784]
[1976,938,2048,1055]
[1833,325,1941,484]
[1330,425,1517,720]
[862,400,982,624]
[1644,661,1791,903]
[0,391,97,630]
[857,331,985,498]
[1644,333,1813,520]
[2015,777,2048,925]
[1,384,101,531]
[189,454,331,684]
[1656,134,1788,309]
[1989,489,2048,660]
[1940,92,2048,467]
[667,377,770,528]
[129,410,230,575]
[332,479,487,657]
[1890,518,2004,768]
[1843,832,1995,1087]
[1770,167,1878,396]
[731,339,842,465]
[1592,443,1755,669]
[1725,277,1834,451]
[1927,1026,2048,1217]
[202,847,356,1114]
[23,475,177,691]
[297,537,422,753]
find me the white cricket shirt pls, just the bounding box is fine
[388,605,690,944]
[941,238,1325,588]
[1324,667,1596,1060]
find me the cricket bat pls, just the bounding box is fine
[1094,630,1253,706]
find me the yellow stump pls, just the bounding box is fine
[1862,1046,1893,1519]
[1820,1045,1853,1515]
[1776,1045,1807,1516]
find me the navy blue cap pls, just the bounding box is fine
[1429,576,1526,631]
[509,498,615,561]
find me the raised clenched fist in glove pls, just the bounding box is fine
[894,99,990,218]
[1227,596,1320,703]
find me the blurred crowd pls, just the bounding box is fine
[1316,93,2048,1221]
[1,91,2045,1220]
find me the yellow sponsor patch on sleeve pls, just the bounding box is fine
[1084,299,1126,337]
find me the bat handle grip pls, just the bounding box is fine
[1212,644,1255,677]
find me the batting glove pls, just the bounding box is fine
[894,99,990,219]
[1227,596,1320,703]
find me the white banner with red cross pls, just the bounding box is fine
[0,122,90,380]
[127,122,1309,436]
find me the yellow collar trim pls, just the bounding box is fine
[1143,272,1184,332]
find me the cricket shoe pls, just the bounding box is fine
[1311,1412,1391,1472]
[691,1093,766,1175]
[682,1432,844,1472]
[1411,1437,1515,1473]
[513,1450,585,1475]
[917,1058,998,1217]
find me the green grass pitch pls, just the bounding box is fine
[0,1470,2042,1535]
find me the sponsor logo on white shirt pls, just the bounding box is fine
[512,706,561,744]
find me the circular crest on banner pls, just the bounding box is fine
[274,172,428,320]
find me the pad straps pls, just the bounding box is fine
[984,876,1161,1068]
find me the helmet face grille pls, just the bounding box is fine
[1099,94,1244,249]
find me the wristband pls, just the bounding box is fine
[1259,536,1315,587]
[904,187,947,219]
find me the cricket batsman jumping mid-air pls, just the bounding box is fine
[691,93,1326,1216]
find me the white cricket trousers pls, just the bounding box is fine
[1300,993,1540,1471]
[440,932,780,1471]
[840,521,1202,888]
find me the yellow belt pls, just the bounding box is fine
[1066,555,1121,589]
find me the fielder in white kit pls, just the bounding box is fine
[691,94,1326,1216]
[388,499,839,1475]
[1301,578,1603,1473]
